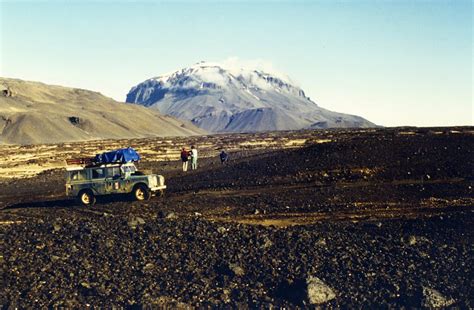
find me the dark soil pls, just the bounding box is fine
[1,127,473,308]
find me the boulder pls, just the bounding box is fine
[306,276,336,305]
[422,287,455,308]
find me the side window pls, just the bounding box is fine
[113,167,121,177]
[92,168,105,179]
[70,170,87,180]
[106,167,121,178]
[77,170,87,180]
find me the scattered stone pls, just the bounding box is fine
[217,227,227,234]
[128,219,138,229]
[81,282,92,289]
[166,212,177,219]
[128,216,146,228]
[306,276,336,305]
[316,238,327,247]
[36,243,45,250]
[422,287,455,308]
[229,263,245,277]
[50,255,61,262]
[221,289,231,303]
[143,263,155,271]
[262,237,273,249]
[408,235,417,245]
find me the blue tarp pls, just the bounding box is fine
[94,147,140,164]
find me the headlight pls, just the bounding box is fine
[148,175,158,187]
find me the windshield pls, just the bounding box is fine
[121,164,137,174]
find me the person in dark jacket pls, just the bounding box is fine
[181,147,189,171]
[220,150,229,164]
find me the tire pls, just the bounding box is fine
[133,184,151,201]
[77,190,96,207]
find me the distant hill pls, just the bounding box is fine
[0,78,205,145]
[126,61,376,132]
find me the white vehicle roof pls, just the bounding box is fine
[66,166,84,171]
[66,162,136,171]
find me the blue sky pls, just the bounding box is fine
[0,0,472,126]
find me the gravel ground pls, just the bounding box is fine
[1,127,473,308]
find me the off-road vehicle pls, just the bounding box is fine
[65,148,166,206]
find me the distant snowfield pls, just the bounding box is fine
[126,61,376,132]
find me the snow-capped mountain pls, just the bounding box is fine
[126,61,375,132]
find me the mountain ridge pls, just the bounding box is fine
[0,77,205,145]
[126,61,376,132]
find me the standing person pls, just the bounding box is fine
[220,150,229,164]
[190,145,198,170]
[181,147,189,172]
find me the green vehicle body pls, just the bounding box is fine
[65,163,166,205]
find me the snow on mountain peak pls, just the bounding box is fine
[126,60,376,133]
[147,60,295,92]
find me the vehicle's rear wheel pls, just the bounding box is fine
[134,184,151,201]
[77,190,96,207]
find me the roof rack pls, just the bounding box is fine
[65,158,137,169]
[66,157,94,166]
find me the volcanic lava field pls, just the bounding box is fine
[0,127,473,308]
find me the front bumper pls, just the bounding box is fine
[150,185,167,192]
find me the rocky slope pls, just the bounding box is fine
[0,78,205,145]
[126,61,376,132]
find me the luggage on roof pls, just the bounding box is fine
[94,147,140,164]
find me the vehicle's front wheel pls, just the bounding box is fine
[77,190,96,207]
[133,184,151,201]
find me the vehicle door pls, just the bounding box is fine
[90,167,107,195]
[105,167,125,194]
[120,165,136,192]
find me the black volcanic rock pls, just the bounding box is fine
[0,128,473,308]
